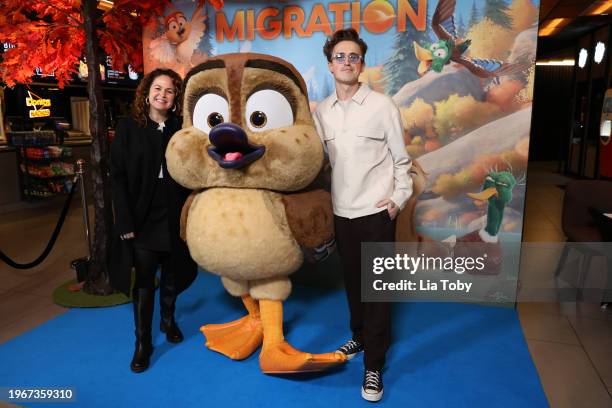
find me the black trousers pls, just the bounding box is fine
[133,247,178,318]
[334,210,396,371]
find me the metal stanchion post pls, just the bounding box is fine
[76,159,92,257]
[71,159,91,282]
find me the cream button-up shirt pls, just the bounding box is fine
[313,83,413,219]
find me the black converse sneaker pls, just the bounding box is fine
[336,339,364,360]
[362,369,383,402]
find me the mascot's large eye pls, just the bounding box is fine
[430,43,440,51]
[193,93,229,134]
[434,48,447,59]
[250,111,267,128]
[208,113,224,128]
[245,89,293,132]
[169,22,177,31]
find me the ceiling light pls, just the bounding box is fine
[594,42,606,64]
[601,120,611,137]
[584,1,612,16]
[535,59,575,66]
[578,48,588,68]
[538,18,568,37]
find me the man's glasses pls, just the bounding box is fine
[332,52,363,64]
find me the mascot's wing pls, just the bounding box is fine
[149,35,177,63]
[456,57,526,78]
[281,189,335,262]
[432,0,458,41]
[180,191,198,241]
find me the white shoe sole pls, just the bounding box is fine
[346,351,362,360]
[336,350,363,360]
[361,387,383,402]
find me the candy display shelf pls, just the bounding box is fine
[8,131,75,201]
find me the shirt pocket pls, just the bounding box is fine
[356,128,385,141]
[354,128,387,159]
[321,131,337,164]
[321,131,336,142]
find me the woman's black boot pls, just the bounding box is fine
[160,271,183,343]
[130,288,154,373]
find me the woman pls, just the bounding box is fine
[109,68,197,373]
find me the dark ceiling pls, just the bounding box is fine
[537,0,612,57]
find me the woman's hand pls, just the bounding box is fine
[120,232,135,240]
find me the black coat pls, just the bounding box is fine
[108,115,197,296]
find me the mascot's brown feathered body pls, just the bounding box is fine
[166,53,346,374]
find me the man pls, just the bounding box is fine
[313,28,413,402]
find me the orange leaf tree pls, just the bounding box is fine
[0,0,179,294]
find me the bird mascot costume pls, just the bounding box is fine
[166,53,347,374]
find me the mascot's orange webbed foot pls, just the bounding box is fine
[259,341,347,374]
[201,316,263,360]
[258,299,347,374]
[201,295,263,360]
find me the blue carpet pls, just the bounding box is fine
[0,272,547,407]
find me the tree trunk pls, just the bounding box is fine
[82,0,114,295]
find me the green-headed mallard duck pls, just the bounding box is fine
[449,171,517,274]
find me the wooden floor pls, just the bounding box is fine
[1,162,611,407]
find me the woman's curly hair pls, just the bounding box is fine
[131,68,183,126]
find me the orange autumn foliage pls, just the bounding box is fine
[400,98,437,140]
[433,94,503,137]
[433,147,527,200]
[424,139,442,152]
[508,0,538,33]
[0,0,224,88]
[466,18,515,60]
[359,65,387,94]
